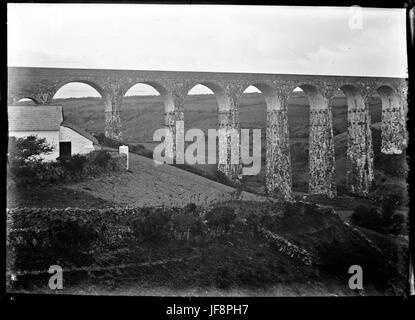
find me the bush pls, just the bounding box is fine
[131,208,172,243]
[58,154,88,179]
[91,150,112,169]
[47,219,98,252]
[214,170,242,188]
[8,147,125,186]
[350,205,383,231]
[170,210,205,240]
[350,201,406,235]
[94,133,122,149]
[205,206,236,234]
[9,214,99,271]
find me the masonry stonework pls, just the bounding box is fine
[346,97,374,195]
[380,92,407,154]
[265,108,293,200]
[218,108,242,184]
[8,67,407,199]
[105,110,123,141]
[308,107,337,198]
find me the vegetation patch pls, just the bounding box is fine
[7,136,126,187]
[6,200,407,294]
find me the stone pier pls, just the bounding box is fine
[346,96,374,195]
[265,108,293,200]
[164,109,184,161]
[105,110,122,141]
[380,91,407,154]
[308,107,337,198]
[218,108,242,184]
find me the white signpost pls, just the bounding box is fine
[119,145,129,170]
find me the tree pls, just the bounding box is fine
[8,135,54,163]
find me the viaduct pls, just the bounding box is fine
[7,67,408,200]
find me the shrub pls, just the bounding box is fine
[47,219,98,252]
[91,150,112,169]
[170,210,206,240]
[205,206,236,234]
[9,214,99,272]
[351,205,384,231]
[94,133,122,149]
[350,201,406,235]
[131,208,172,243]
[58,154,88,179]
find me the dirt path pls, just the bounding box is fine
[67,153,264,208]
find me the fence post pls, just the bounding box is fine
[119,145,129,170]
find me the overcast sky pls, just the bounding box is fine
[8,4,408,98]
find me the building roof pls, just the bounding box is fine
[61,121,99,145]
[8,105,63,131]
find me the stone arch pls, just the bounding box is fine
[339,84,366,109]
[187,82,231,112]
[52,80,106,98]
[237,83,271,193]
[287,82,336,197]
[51,81,108,138]
[239,82,283,111]
[16,96,39,105]
[338,83,374,195]
[120,82,171,144]
[51,80,110,110]
[376,84,406,154]
[122,81,175,113]
[184,81,241,182]
[294,83,327,110]
[376,84,400,108]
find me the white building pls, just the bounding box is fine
[8,105,100,161]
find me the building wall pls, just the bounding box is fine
[59,126,95,155]
[8,130,60,161]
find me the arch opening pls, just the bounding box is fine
[121,82,167,150]
[52,82,105,139]
[370,87,407,205]
[15,97,38,106]
[181,83,221,172]
[237,85,267,193]
[188,82,230,112]
[287,87,310,193]
[332,88,348,194]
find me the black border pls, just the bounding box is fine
[1,0,414,316]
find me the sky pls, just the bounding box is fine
[8,4,408,98]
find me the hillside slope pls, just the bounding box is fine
[66,152,263,208]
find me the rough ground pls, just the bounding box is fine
[64,152,263,208]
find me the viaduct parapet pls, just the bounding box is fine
[8,67,408,199]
